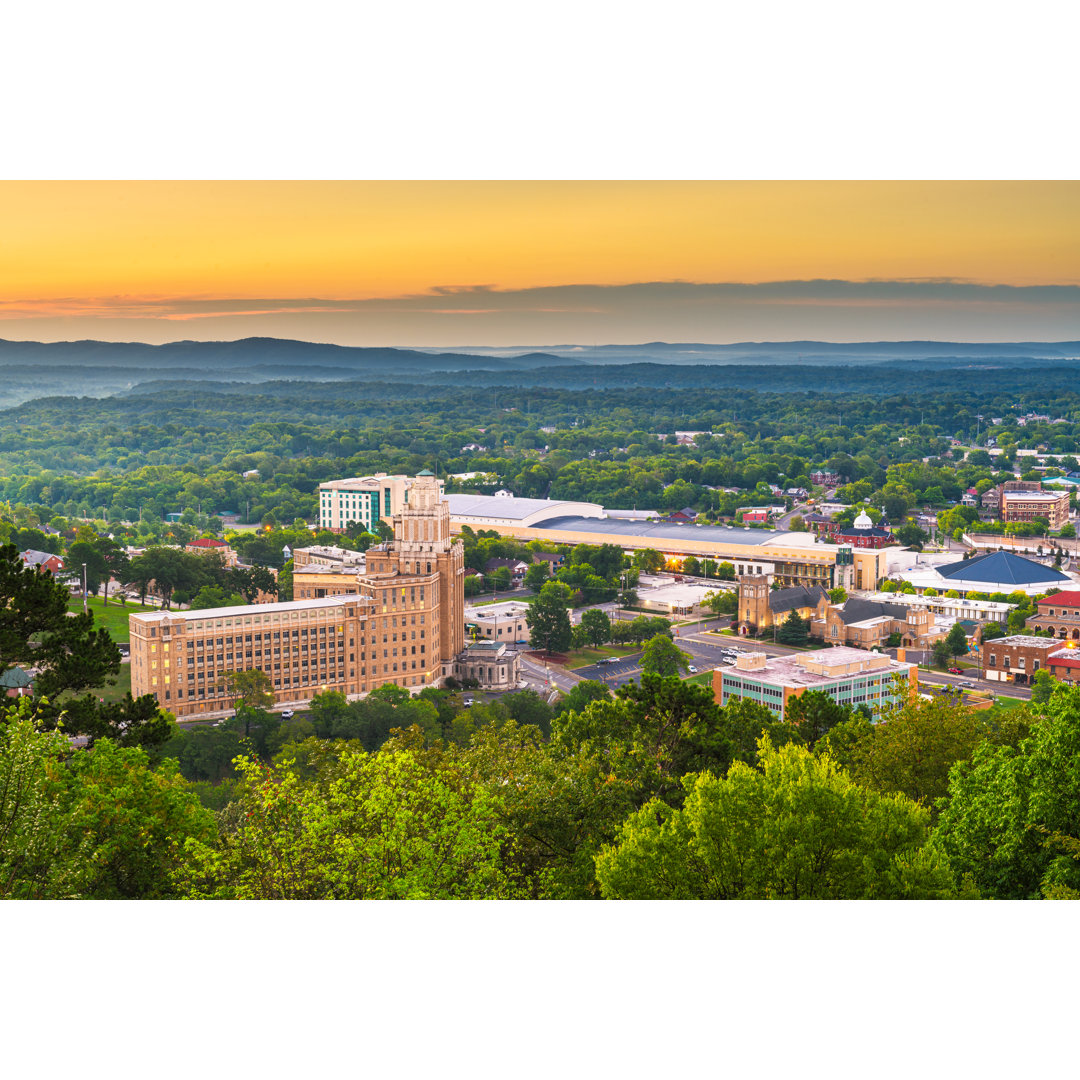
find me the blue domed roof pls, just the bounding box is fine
[937,550,1070,586]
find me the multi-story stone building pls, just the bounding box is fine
[981,480,1071,530]
[318,473,444,533]
[131,472,465,717]
[713,647,916,721]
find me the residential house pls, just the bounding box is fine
[21,549,64,574]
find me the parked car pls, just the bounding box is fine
[688,665,698,673]
[948,667,962,675]
[280,709,295,720]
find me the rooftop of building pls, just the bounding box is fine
[187,537,229,547]
[769,584,828,613]
[319,474,398,488]
[461,640,509,654]
[1001,490,1067,500]
[532,514,819,549]
[1037,590,1080,607]
[293,564,363,576]
[464,600,531,618]
[130,595,364,624]
[721,646,911,689]
[937,550,1071,587]
[855,591,1013,612]
[445,493,604,522]
[985,634,1059,649]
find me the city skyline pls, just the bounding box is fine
[3,180,1079,346]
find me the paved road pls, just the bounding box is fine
[519,653,583,696]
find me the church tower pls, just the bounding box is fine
[738,574,770,631]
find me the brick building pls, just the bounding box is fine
[1026,590,1080,640]
[737,575,942,651]
[835,510,894,549]
[981,480,1071,530]
[980,634,1059,685]
[1046,643,1080,684]
[130,473,465,718]
[21,549,64,574]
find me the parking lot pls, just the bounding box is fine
[573,633,743,689]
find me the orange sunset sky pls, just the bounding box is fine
[2,181,1079,346]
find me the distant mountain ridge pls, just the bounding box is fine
[0,336,579,372]
[1,335,1079,410]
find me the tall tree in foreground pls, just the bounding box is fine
[181,737,512,899]
[595,739,967,900]
[526,582,573,656]
[933,685,1080,899]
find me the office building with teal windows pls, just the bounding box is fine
[318,473,444,534]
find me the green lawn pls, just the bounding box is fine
[564,645,643,670]
[684,671,715,686]
[68,595,156,643]
[59,662,132,707]
[988,695,1027,712]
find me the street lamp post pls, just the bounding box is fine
[82,562,88,616]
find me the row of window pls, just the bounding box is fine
[987,655,1038,670]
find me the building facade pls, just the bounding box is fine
[737,575,942,651]
[1027,589,1080,640]
[131,473,465,717]
[185,538,239,566]
[453,641,521,689]
[318,473,443,533]
[713,647,916,721]
[980,634,1059,685]
[980,480,1071,529]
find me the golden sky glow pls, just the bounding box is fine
[2,181,1079,344]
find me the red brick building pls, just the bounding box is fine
[980,634,1059,685]
[1027,590,1080,641]
[21,549,65,574]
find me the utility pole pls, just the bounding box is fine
[82,562,88,616]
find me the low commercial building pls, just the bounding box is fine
[980,634,1059,685]
[713,647,916,721]
[637,580,723,615]
[464,600,530,643]
[854,591,1013,625]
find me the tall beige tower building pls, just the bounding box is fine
[129,471,465,717]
